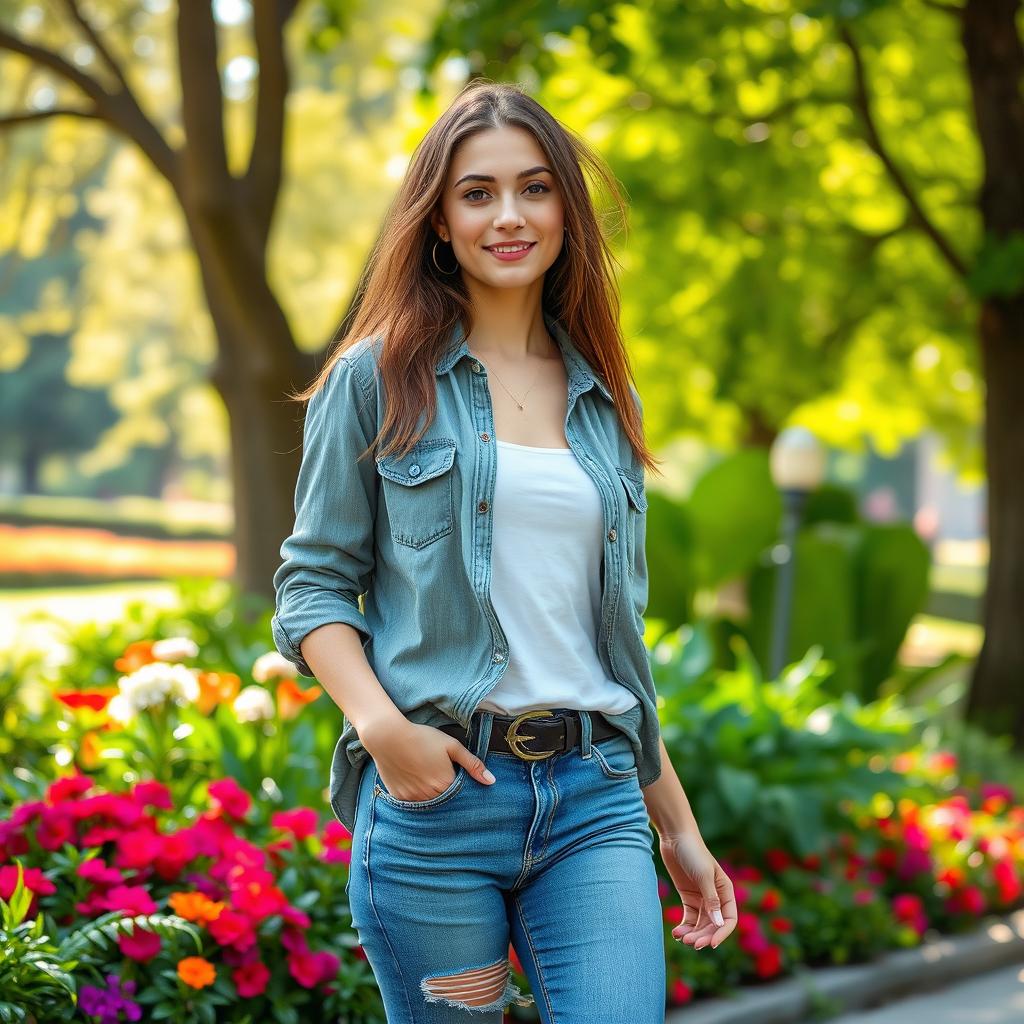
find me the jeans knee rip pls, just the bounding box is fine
[420,958,535,1012]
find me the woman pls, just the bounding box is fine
[272,80,736,1022]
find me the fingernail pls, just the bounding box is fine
[712,909,724,926]
[482,769,496,783]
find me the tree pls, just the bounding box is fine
[422,0,1024,739]
[1,1,320,596]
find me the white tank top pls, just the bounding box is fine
[476,438,640,717]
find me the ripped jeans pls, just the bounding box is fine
[346,708,666,1023]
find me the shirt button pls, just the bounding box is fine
[607,527,617,541]
[408,464,421,477]
[480,432,490,442]
[493,651,505,662]
[471,360,482,373]
[478,500,490,513]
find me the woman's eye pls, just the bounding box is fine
[463,183,550,201]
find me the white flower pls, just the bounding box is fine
[251,652,297,684]
[152,637,200,662]
[108,693,135,725]
[118,662,200,714]
[233,685,275,723]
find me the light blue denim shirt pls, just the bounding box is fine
[271,309,661,833]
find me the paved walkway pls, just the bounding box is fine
[811,961,1024,1024]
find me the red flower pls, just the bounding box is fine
[232,960,271,998]
[759,888,782,912]
[670,979,694,1005]
[764,849,791,873]
[208,908,258,951]
[118,926,162,962]
[282,906,311,930]
[231,878,288,921]
[754,945,783,978]
[769,916,794,933]
[54,690,117,714]
[208,779,252,821]
[322,821,351,846]
[46,773,95,803]
[271,808,319,841]
[154,832,195,881]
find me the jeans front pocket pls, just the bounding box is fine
[373,762,467,810]
[376,438,457,549]
[590,734,640,781]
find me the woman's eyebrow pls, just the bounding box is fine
[452,165,553,189]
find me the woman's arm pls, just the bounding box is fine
[641,735,701,836]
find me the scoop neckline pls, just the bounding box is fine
[495,438,573,453]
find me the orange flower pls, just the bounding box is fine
[177,956,216,989]
[79,730,104,770]
[195,671,241,715]
[169,891,225,925]
[115,640,158,673]
[276,679,322,721]
[55,687,119,713]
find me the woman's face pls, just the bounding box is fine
[432,125,565,290]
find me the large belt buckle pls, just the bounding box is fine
[506,709,559,761]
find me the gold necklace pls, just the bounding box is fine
[472,343,549,411]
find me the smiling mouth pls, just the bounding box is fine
[484,242,537,254]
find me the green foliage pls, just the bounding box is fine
[0,864,78,1022]
[654,625,925,858]
[748,519,930,700]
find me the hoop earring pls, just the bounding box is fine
[432,239,459,275]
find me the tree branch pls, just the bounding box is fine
[176,3,231,208]
[0,22,177,185]
[59,0,133,95]
[0,106,100,128]
[245,0,292,248]
[839,23,968,279]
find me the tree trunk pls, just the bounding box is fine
[961,0,1024,745]
[179,200,319,601]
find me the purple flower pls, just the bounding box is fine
[79,975,142,1024]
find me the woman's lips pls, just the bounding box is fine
[485,242,537,262]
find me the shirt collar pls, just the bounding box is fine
[433,310,614,405]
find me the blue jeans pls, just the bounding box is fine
[346,708,666,1022]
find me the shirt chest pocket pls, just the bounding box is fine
[615,465,648,577]
[376,438,458,549]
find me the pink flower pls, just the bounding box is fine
[102,885,157,916]
[35,809,76,851]
[118,926,162,962]
[271,808,319,841]
[208,779,251,821]
[322,821,351,846]
[132,781,173,810]
[154,832,195,881]
[77,859,124,888]
[115,829,163,870]
[0,865,57,900]
[233,960,271,998]
[287,949,340,988]
[281,906,311,930]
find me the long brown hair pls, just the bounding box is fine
[290,79,661,477]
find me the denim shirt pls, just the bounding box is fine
[271,309,661,833]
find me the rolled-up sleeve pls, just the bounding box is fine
[271,354,378,677]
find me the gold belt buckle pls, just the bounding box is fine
[506,709,559,761]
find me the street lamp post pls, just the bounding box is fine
[768,427,827,680]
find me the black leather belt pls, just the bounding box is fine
[438,709,621,761]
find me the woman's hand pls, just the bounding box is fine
[362,719,496,802]
[660,829,737,950]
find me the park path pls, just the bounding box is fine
[803,961,1024,1024]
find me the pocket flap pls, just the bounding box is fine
[377,438,457,486]
[615,465,648,513]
